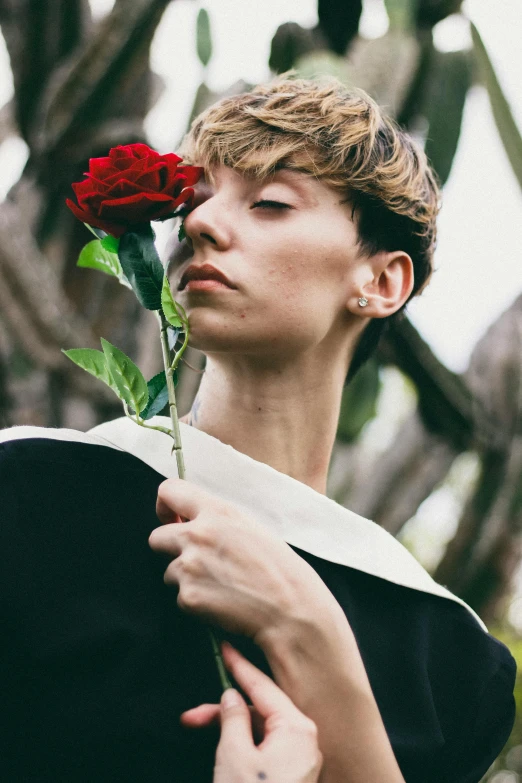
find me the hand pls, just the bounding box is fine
[149,478,334,643]
[182,642,323,783]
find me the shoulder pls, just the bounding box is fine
[0,425,141,469]
[295,547,516,781]
[0,425,163,511]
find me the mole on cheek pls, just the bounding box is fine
[240,313,246,318]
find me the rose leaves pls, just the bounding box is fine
[118,224,164,310]
[63,343,177,420]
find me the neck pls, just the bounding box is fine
[180,352,350,494]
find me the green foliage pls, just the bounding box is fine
[383,0,414,31]
[77,239,123,280]
[337,359,381,443]
[62,347,120,395]
[161,275,184,327]
[471,21,522,192]
[83,223,106,240]
[118,224,164,310]
[196,8,213,67]
[423,49,471,185]
[141,371,170,420]
[295,51,350,84]
[100,338,149,414]
[101,234,120,254]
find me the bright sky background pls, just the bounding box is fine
[0,0,521,374]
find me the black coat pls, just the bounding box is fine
[0,436,516,783]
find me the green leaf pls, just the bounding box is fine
[83,223,106,240]
[62,348,120,397]
[178,221,186,242]
[196,8,213,67]
[101,234,120,254]
[77,239,122,278]
[422,50,471,186]
[383,0,414,31]
[471,21,522,192]
[118,224,164,309]
[141,371,169,420]
[161,275,184,327]
[336,358,381,443]
[100,338,149,414]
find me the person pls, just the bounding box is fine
[0,77,516,783]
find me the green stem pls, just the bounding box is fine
[156,310,232,692]
[158,311,186,479]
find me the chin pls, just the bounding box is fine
[185,313,286,356]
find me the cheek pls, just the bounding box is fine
[264,237,347,310]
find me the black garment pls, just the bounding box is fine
[0,437,516,783]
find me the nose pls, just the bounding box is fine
[183,186,231,251]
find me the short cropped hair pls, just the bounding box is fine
[181,77,441,381]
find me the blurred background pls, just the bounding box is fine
[0,1,520,778]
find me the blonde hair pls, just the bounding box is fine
[181,77,441,378]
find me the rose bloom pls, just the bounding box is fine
[66,143,202,238]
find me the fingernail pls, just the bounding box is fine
[221,689,241,710]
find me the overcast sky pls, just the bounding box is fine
[1,0,521,373]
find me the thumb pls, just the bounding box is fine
[217,689,254,753]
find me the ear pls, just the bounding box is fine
[349,250,414,318]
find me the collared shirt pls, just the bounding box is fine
[0,421,516,782]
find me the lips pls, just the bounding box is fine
[178,263,236,291]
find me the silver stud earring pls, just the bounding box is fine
[358,297,369,308]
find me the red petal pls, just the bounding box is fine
[177,165,203,187]
[161,152,183,167]
[104,176,169,199]
[99,192,174,222]
[65,199,126,237]
[105,177,148,197]
[110,143,159,161]
[171,187,195,209]
[134,166,164,191]
[87,156,114,178]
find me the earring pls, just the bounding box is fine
[358,297,369,308]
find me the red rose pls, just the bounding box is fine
[66,143,202,238]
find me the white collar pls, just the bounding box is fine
[1,417,486,630]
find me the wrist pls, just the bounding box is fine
[256,587,361,687]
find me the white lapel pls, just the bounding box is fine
[0,418,487,630]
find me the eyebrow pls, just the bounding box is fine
[266,167,320,205]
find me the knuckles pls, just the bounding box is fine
[176,550,204,576]
[183,519,215,547]
[177,583,203,612]
[297,715,319,741]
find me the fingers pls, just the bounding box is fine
[217,689,255,753]
[181,702,262,736]
[148,523,183,556]
[151,478,215,552]
[180,703,220,728]
[156,478,223,524]
[221,642,296,721]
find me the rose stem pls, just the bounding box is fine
[158,310,232,692]
[159,311,185,479]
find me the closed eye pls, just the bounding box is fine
[251,200,292,210]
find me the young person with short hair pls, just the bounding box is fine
[0,78,515,783]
